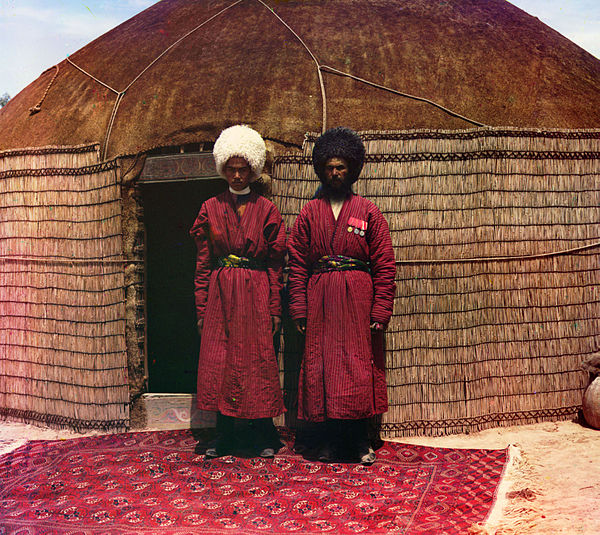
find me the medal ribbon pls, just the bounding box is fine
[348,217,368,231]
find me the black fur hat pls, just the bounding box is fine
[312,127,366,184]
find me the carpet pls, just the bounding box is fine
[0,429,509,534]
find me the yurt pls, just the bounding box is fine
[0,0,599,436]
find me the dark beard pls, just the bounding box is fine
[319,180,353,200]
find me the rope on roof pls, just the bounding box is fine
[254,0,327,133]
[119,0,243,98]
[29,65,60,115]
[58,0,486,156]
[320,65,487,128]
[65,0,244,160]
[66,58,120,94]
[256,0,485,130]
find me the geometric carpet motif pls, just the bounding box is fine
[0,429,508,534]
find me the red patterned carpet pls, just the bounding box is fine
[0,429,508,534]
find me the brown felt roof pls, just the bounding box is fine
[1,0,600,158]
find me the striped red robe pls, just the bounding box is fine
[288,194,396,421]
[190,191,286,419]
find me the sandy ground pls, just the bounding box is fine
[0,419,598,535]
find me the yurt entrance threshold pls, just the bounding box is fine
[138,151,225,403]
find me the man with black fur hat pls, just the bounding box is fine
[288,127,396,465]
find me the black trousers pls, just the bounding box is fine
[216,413,281,452]
[295,417,376,458]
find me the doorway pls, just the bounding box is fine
[141,178,226,393]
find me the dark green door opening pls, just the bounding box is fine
[141,178,226,393]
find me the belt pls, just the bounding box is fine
[215,254,265,270]
[313,255,370,273]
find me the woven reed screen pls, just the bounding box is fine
[272,128,600,437]
[0,144,129,431]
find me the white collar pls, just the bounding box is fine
[229,186,251,195]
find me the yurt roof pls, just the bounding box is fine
[1,0,600,158]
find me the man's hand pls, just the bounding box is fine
[370,322,385,331]
[272,315,281,334]
[294,318,306,334]
[197,318,203,335]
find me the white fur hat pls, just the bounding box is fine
[213,125,266,181]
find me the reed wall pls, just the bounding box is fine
[272,128,600,437]
[0,144,129,431]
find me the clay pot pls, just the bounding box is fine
[582,376,600,429]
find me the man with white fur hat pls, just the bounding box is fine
[190,125,286,458]
[288,127,396,465]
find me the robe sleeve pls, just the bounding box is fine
[367,206,397,325]
[287,207,312,321]
[264,204,287,317]
[189,203,211,321]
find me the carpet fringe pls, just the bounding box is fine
[468,443,544,535]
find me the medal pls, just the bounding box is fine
[348,216,368,237]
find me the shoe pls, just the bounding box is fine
[292,443,307,454]
[205,443,231,459]
[260,447,275,458]
[317,445,334,463]
[205,447,219,459]
[359,447,376,465]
